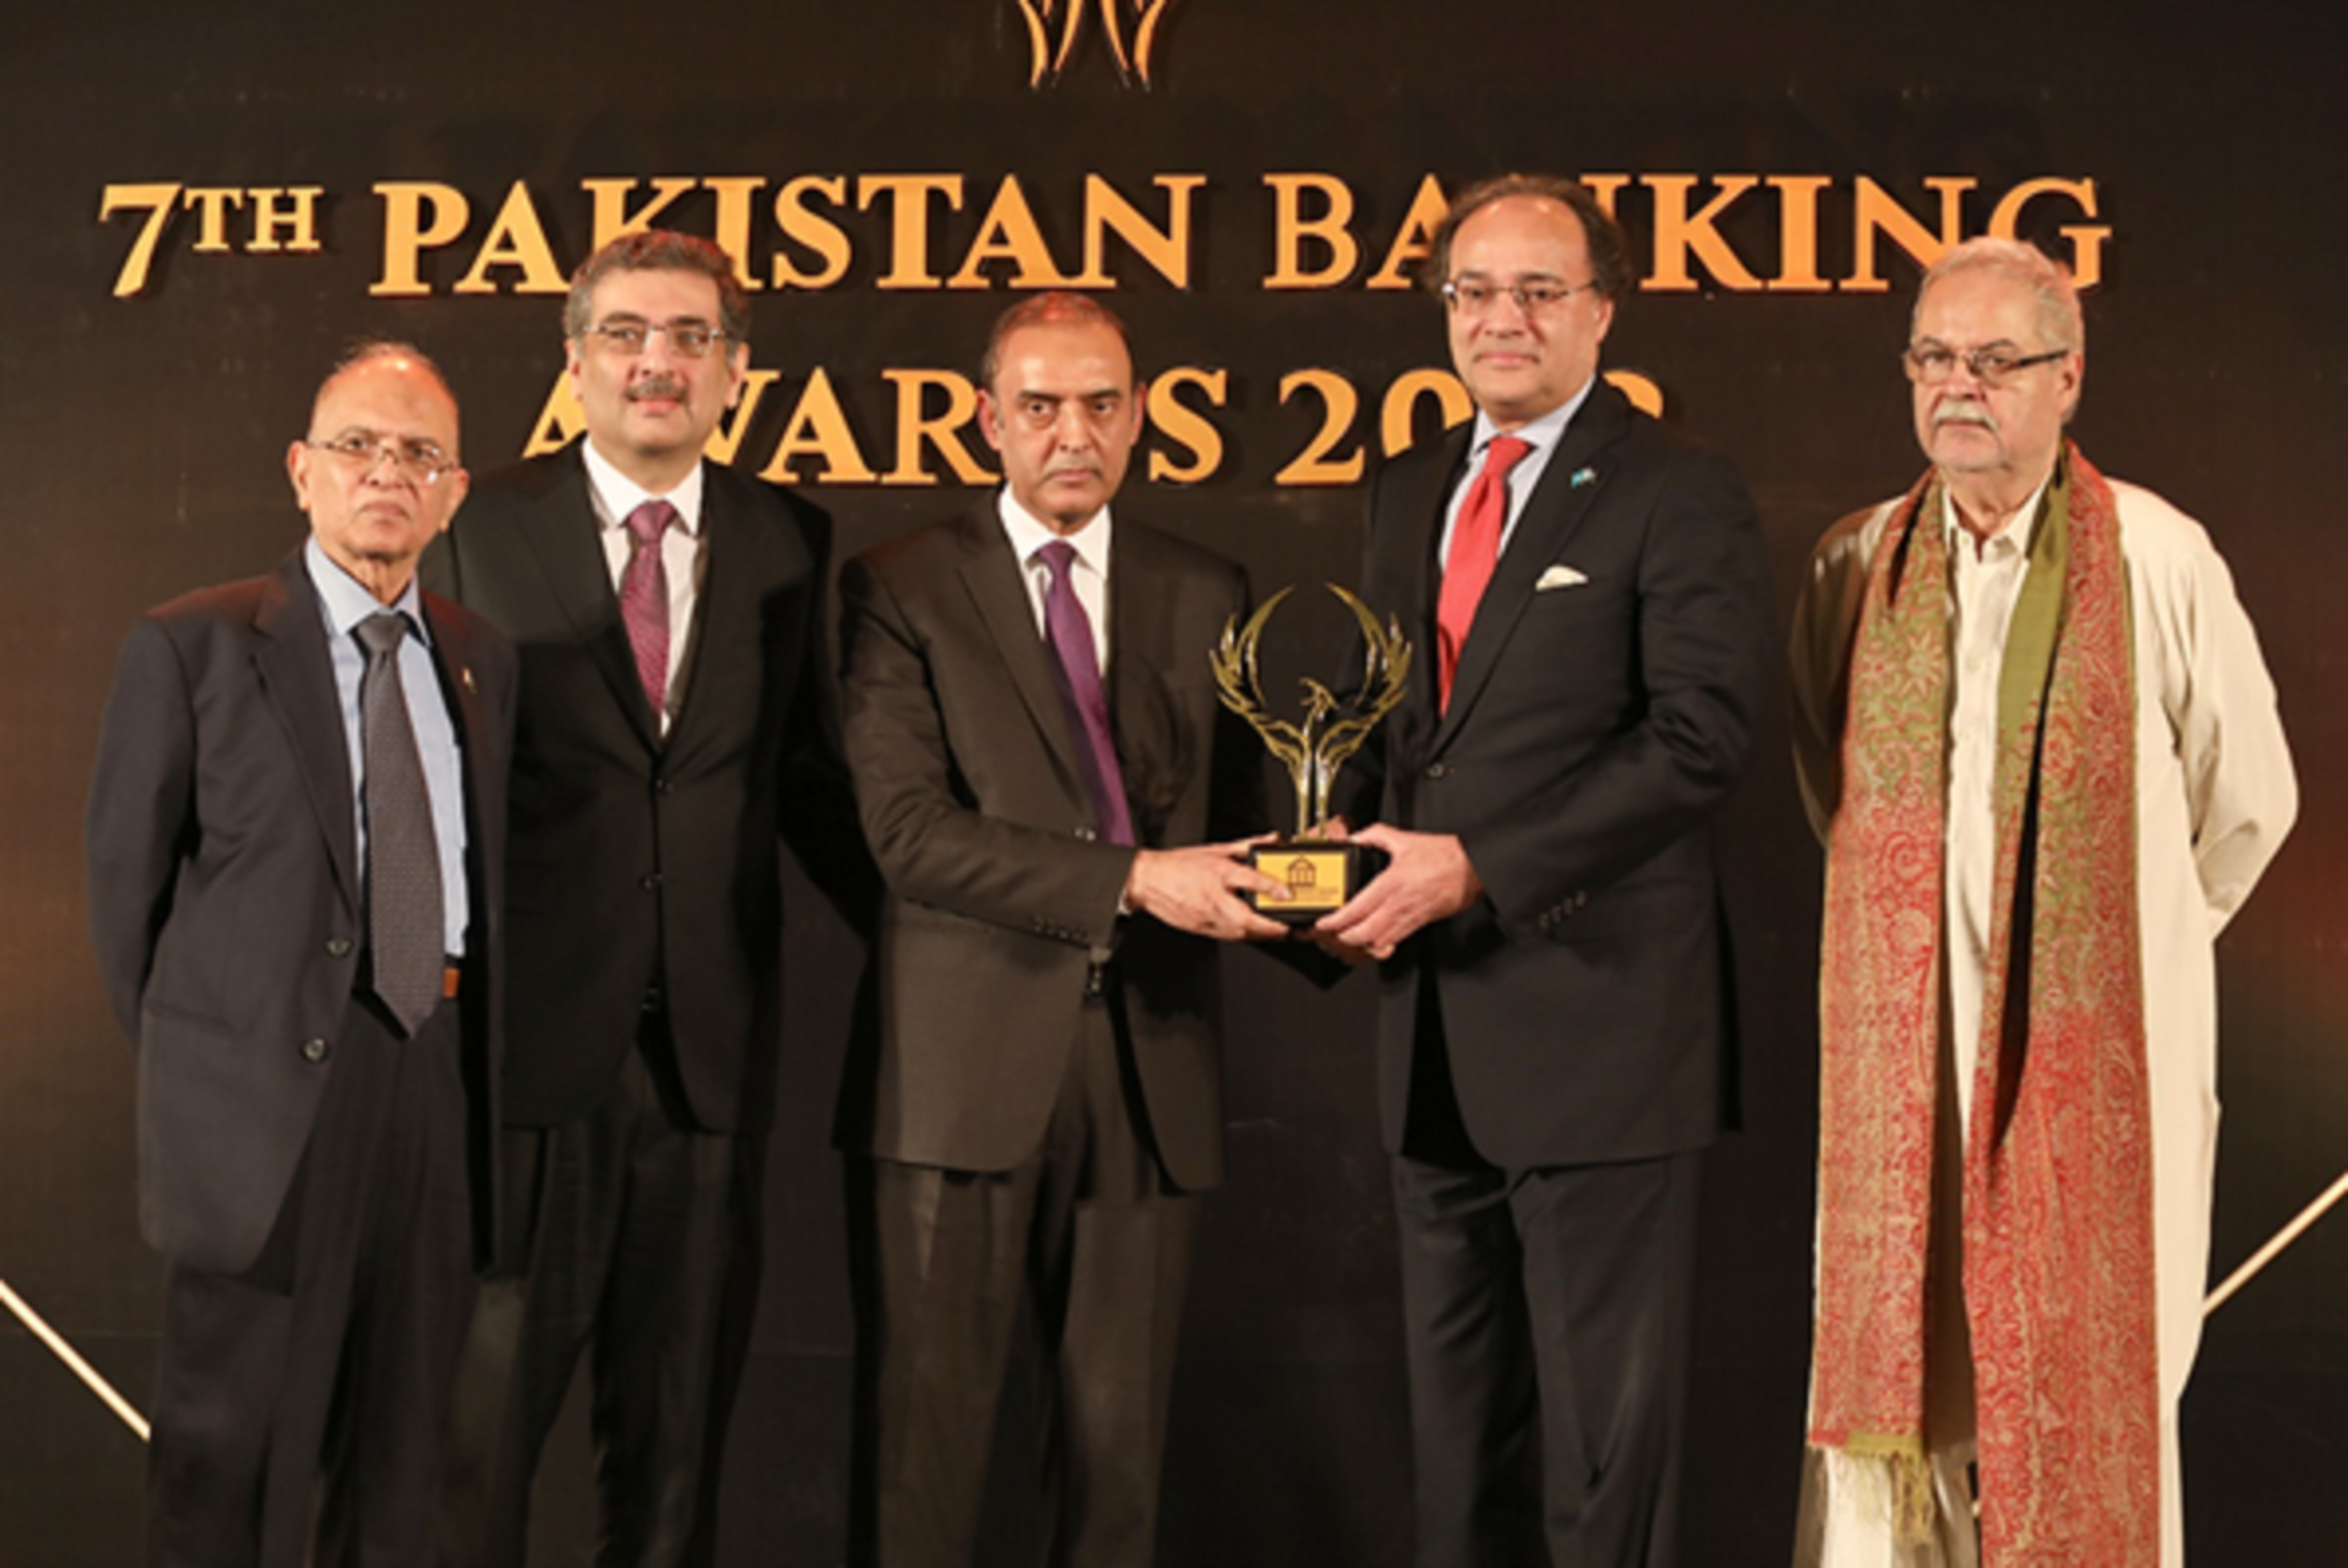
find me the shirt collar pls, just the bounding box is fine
[1938,468,2054,561]
[582,437,707,538]
[1466,376,1592,464]
[997,488,1114,579]
[304,535,430,645]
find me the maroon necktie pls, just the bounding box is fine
[1434,433,1533,711]
[620,499,677,722]
[1037,540,1135,845]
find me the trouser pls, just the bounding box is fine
[439,1006,755,1568]
[850,998,1197,1568]
[149,992,474,1568]
[1392,1148,1703,1568]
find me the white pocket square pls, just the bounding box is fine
[1534,564,1589,591]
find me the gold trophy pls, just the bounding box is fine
[1210,584,1412,924]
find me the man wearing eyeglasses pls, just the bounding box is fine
[1789,237,2295,1566]
[424,229,868,1566]
[1315,175,1770,1565]
[88,343,515,1565]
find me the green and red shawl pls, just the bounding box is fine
[1809,444,2159,1564]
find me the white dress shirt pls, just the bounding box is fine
[998,489,1113,672]
[583,438,708,734]
[1436,377,1596,570]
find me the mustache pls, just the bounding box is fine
[1932,400,1999,434]
[626,376,688,402]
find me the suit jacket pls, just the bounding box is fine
[86,551,516,1276]
[1338,381,1772,1169]
[420,441,860,1134]
[833,502,1257,1192]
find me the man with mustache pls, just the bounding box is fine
[1790,236,2296,1564]
[835,291,1284,1566]
[424,229,867,1565]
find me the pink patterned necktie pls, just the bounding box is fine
[620,499,678,722]
[1435,433,1532,711]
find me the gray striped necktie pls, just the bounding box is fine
[356,613,443,1034]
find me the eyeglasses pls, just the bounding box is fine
[1441,278,1597,316]
[582,318,728,358]
[303,430,456,486]
[1903,342,2070,388]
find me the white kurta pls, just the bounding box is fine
[1787,477,2298,1567]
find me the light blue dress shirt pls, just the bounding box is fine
[305,537,471,956]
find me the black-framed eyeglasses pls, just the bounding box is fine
[1441,278,1598,316]
[582,318,729,359]
[302,430,456,486]
[1903,342,2070,388]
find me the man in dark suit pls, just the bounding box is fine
[836,292,1287,1567]
[87,343,514,1566]
[424,230,861,1566]
[1318,175,1771,1566]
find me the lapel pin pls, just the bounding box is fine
[1570,467,1598,489]
[461,667,477,694]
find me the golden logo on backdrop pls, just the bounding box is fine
[1209,584,1411,921]
[1012,0,1175,88]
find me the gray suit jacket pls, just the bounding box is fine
[833,502,1257,1191]
[86,551,516,1274]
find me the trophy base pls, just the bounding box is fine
[1245,838,1389,926]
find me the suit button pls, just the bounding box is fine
[1075,824,1097,842]
[640,873,663,891]
[1425,762,1450,780]
[300,1038,330,1064]
[325,937,353,957]
[653,776,674,796]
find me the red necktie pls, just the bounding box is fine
[620,499,678,723]
[1435,434,1532,710]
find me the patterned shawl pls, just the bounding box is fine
[1808,444,2159,1563]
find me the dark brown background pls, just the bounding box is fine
[5,2,2344,1560]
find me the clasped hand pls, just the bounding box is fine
[1310,820,1482,963]
[1123,837,1292,942]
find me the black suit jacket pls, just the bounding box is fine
[833,503,1256,1191]
[86,551,516,1275]
[420,442,860,1134]
[1339,381,1771,1168]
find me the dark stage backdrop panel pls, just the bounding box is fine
[5,3,2344,1561]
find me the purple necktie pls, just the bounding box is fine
[1036,540,1134,845]
[621,499,677,722]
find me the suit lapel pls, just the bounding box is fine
[251,555,360,914]
[1386,425,1470,758]
[1434,383,1630,751]
[955,505,1095,820]
[1106,522,1186,837]
[518,446,662,751]
[421,599,492,804]
[662,469,745,772]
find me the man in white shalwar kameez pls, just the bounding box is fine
[1789,237,2295,1567]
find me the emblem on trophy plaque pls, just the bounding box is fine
[1209,584,1412,925]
